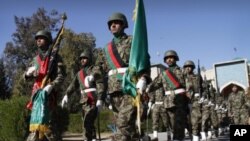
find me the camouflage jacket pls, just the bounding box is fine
[228,91,245,112]
[147,65,185,92]
[65,65,105,102]
[95,33,132,94]
[24,53,65,92]
[149,87,165,103]
[147,65,186,108]
[184,73,200,102]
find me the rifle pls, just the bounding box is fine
[41,13,67,88]
[197,60,203,98]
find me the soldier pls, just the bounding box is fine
[208,86,219,138]
[215,94,228,136]
[148,87,171,141]
[200,82,219,140]
[95,12,150,141]
[228,84,246,124]
[240,87,249,125]
[146,50,187,140]
[24,30,65,141]
[61,50,105,141]
[183,60,202,141]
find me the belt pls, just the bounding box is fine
[155,101,163,105]
[108,68,127,76]
[81,88,96,93]
[165,88,185,95]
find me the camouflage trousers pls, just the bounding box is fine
[201,109,218,132]
[110,92,138,141]
[151,103,170,131]
[191,107,201,135]
[82,104,98,140]
[231,109,242,124]
[166,106,187,140]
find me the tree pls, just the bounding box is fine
[0,58,10,99]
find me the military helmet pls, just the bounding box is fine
[163,50,179,61]
[35,30,52,44]
[183,60,195,69]
[107,12,128,29]
[79,51,91,59]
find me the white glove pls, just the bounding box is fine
[148,102,153,109]
[208,101,214,106]
[136,77,147,94]
[96,100,102,111]
[43,84,53,94]
[108,104,113,110]
[198,97,204,103]
[214,104,219,110]
[84,75,94,88]
[61,95,68,108]
[26,66,36,76]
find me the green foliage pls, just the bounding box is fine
[0,58,10,99]
[0,96,30,141]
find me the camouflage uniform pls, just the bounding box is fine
[64,52,105,141]
[25,30,65,141]
[149,87,170,139]
[96,13,150,141]
[240,92,250,125]
[228,86,246,124]
[147,50,187,140]
[184,69,202,137]
[200,85,218,139]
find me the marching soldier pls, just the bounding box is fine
[228,84,246,125]
[148,87,171,141]
[95,12,150,141]
[146,50,188,140]
[183,60,202,141]
[61,51,105,141]
[24,30,65,141]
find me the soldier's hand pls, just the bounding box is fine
[108,104,113,110]
[26,66,36,76]
[84,75,94,88]
[96,100,103,111]
[136,77,147,94]
[43,84,53,94]
[148,102,153,109]
[61,95,68,108]
[198,97,204,103]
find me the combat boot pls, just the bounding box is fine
[207,131,212,139]
[26,132,38,141]
[192,135,199,141]
[151,131,158,141]
[200,132,206,141]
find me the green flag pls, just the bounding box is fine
[122,0,150,97]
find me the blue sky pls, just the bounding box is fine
[1,0,250,69]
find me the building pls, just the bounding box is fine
[202,58,250,98]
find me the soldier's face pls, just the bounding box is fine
[184,66,193,74]
[232,86,238,93]
[80,57,88,67]
[36,37,49,50]
[109,20,124,35]
[165,56,176,66]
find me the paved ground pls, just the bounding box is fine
[62,131,230,141]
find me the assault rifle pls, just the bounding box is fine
[41,13,67,87]
[197,60,203,98]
